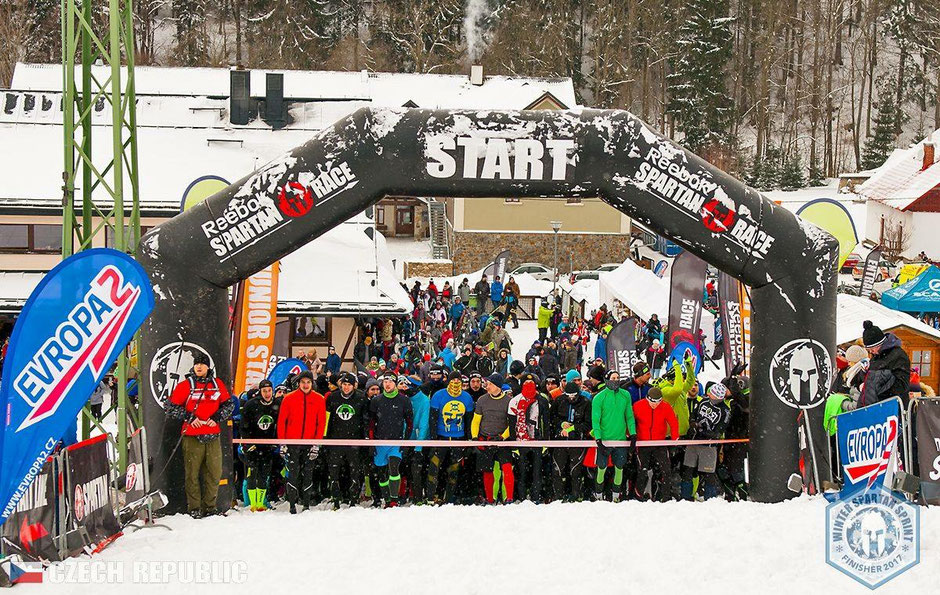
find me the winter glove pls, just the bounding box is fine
[629,435,637,449]
[308,446,320,461]
[279,445,288,458]
[476,436,486,452]
[596,439,605,449]
[246,445,257,453]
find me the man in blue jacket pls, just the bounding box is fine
[406,375,430,504]
[490,275,504,310]
[450,297,466,330]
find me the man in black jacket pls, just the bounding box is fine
[325,372,369,508]
[473,275,490,315]
[549,381,592,501]
[860,320,911,407]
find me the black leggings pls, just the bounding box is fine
[377,457,402,503]
[285,447,316,506]
[427,447,465,503]
[514,447,544,502]
[552,448,585,501]
[327,447,363,503]
[245,449,274,491]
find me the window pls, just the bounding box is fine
[105,226,153,249]
[0,223,60,253]
[32,225,62,252]
[291,315,329,344]
[504,197,521,204]
[376,207,385,226]
[0,224,28,249]
[912,349,932,378]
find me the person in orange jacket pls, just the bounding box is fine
[277,370,326,513]
[632,386,678,501]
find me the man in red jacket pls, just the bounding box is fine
[632,386,678,501]
[166,352,234,518]
[277,370,326,513]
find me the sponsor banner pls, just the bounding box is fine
[203,160,358,262]
[666,251,707,374]
[794,198,859,268]
[836,399,901,495]
[738,283,752,374]
[633,147,776,259]
[233,263,280,394]
[65,435,121,546]
[180,175,230,213]
[653,260,668,278]
[718,272,746,372]
[0,249,153,523]
[0,457,59,561]
[482,250,511,284]
[858,247,882,300]
[267,358,308,389]
[605,317,639,376]
[425,136,577,180]
[915,399,940,505]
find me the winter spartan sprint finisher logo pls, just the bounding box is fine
[768,338,832,409]
[826,485,919,589]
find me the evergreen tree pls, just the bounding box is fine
[779,154,806,191]
[174,0,209,66]
[861,98,898,170]
[667,0,734,154]
[807,157,825,187]
[745,153,764,189]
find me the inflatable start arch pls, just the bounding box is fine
[139,108,838,506]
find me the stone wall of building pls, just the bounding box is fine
[403,260,453,279]
[452,231,632,274]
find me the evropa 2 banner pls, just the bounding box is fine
[0,249,154,523]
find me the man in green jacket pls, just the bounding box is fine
[657,357,697,437]
[537,299,553,342]
[591,370,637,501]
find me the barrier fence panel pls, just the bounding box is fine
[0,456,61,561]
[908,397,940,504]
[62,435,122,555]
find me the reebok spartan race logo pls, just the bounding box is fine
[635,147,775,258]
[203,161,357,259]
[425,136,576,180]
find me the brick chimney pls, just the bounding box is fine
[923,141,935,171]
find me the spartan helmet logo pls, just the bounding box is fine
[769,339,832,409]
[788,345,819,406]
[257,414,274,431]
[857,510,889,559]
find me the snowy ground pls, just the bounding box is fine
[25,497,938,594]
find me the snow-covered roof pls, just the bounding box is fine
[836,294,940,345]
[0,220,412,316]
[856,133,940,209]
[0,63,577,212]
[10,63,578,111]
[278,220,412,316]
[598,260,670,321]
[0,271,46,312]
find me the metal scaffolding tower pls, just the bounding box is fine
[61,0,140,471]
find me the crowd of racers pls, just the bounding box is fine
[228,276,751,514]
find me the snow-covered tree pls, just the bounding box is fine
[779,154,806,191]
[861,96,899,170]
[174,0,209,66]
[666,0,734,154]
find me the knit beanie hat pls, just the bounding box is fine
[564,381,580,397]
[862,320,885,348]
[565,369,582,383]
[845,344,868,364]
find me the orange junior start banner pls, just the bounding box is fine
[233,263,279,394]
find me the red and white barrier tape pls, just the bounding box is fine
[233,438,749,448]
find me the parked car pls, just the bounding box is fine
[840,252,861,273]
[568,270,600,283]
[594,263,622,272]
[509,262,555,281]
[851,259,897,283]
